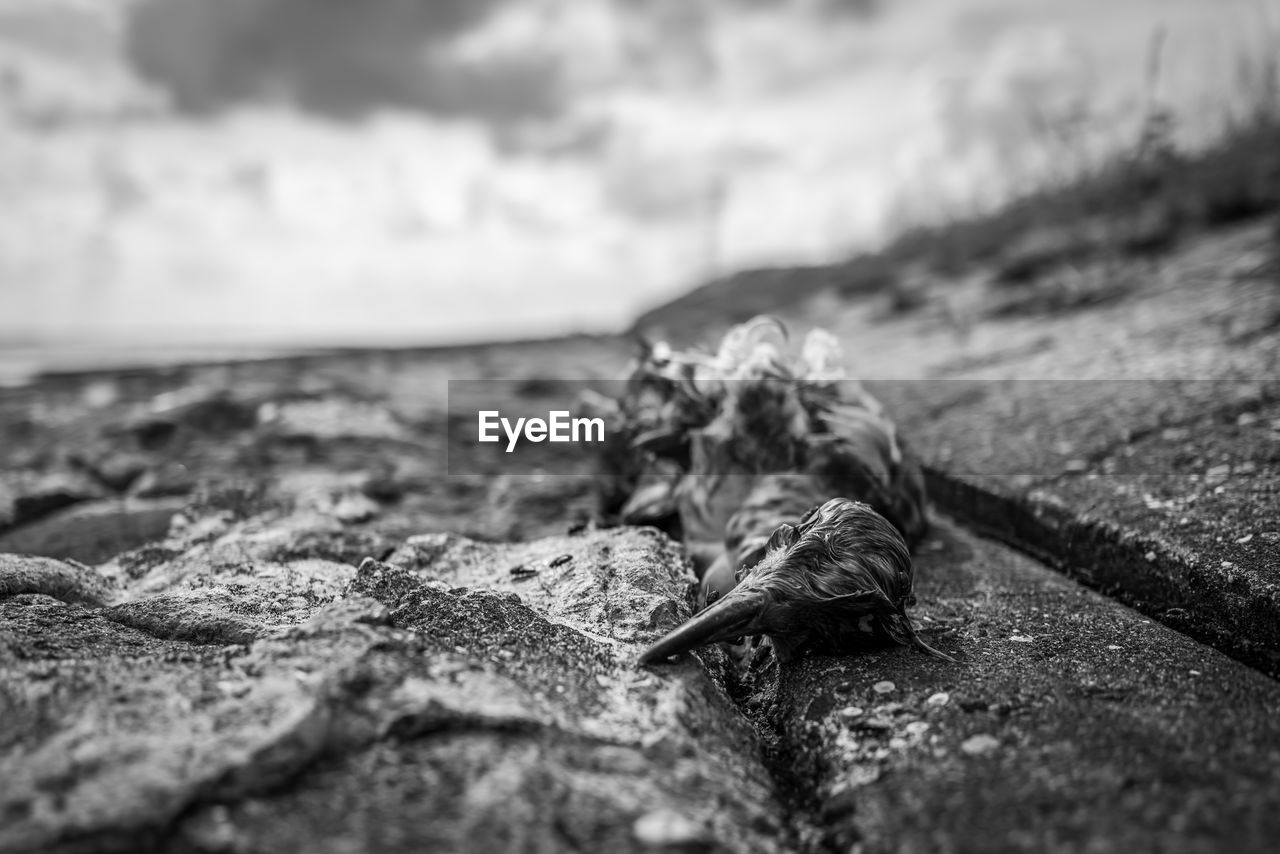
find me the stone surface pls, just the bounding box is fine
[794,220,1280,675]
[602,219,1280,677]
[0,553,115,606]
[2,221,1279,851]
[0,518,785,854]
[740,515,1280,854]
[869,376,1280,674]
[0,498,188,566]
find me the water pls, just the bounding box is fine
[0,342,306,388]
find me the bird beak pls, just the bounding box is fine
[639,588,766,665]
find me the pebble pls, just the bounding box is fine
[331,493,379,524]
[858,717,894,732]
[632,810,706,847]
[872,680,896,694]
[1144,551,1157,562]
[905,721,931,737]
[925,692,950,708]
[1064,459,1088,473]
[1237,412,1259,427]
[839,706,865,720]
[1008,634,1034,643]
[960,734,1000,756]
[1205,464,1231,485]
[845,766,882,788]
[1236,534,1253,544]
[215,680,250,698]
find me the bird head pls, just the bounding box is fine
[640,498,914,664]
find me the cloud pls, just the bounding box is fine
[121,0,884,128]
[124,0,561,123]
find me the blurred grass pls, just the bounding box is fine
[635,44,1280,340]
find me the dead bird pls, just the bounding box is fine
[640,497,954,665]
[608,317,927,549]
[601,316,941,666]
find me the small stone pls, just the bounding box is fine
[1107,644,1121,650]
[839,706,865,720]
[872,680,896,694]
[633,810,706,847]
[1008,634,1033,643]
[181,805,240,851]
[1237,412,1259,427]
[961,734,1000,756]
[331,492,379,524]
[1236,534,1254,544]
[1221,561,1235,569]
[905,721,931,737]
[888,737,908,750]
[858,717,894,732]
[1236,461,1258,475]
[1205,464,1231,485]
[1144,551,1157,562]
[1189,670,1201,676]
[844,766,882,788]
[1064,459,1088,473]
[215,680,250,698]
[925,691,950,708]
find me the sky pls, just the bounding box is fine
[0,0,1276,348]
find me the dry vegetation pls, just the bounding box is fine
[635,39,1280,341]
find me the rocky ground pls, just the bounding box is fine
[2,218,1279,853]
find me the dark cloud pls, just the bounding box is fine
[615,1,719,87]
[124,0,561,123]
[610,0,880,90]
